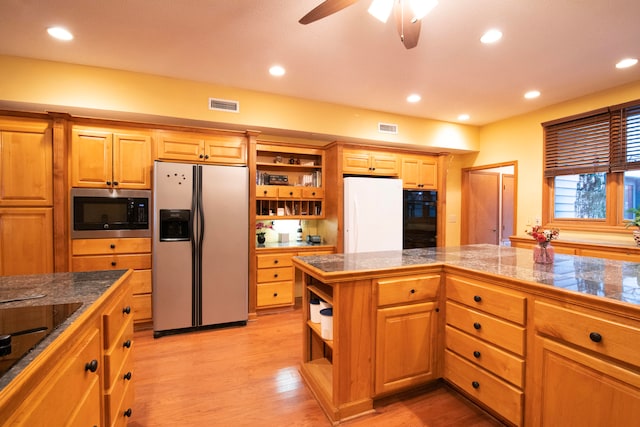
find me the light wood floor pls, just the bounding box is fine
[128,306,505,427]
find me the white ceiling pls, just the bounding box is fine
[0,0,639,126]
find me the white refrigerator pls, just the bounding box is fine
[344,177,403,253]
[152,161,248,337]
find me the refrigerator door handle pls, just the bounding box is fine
[353,198,359,252]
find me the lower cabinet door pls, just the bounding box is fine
[375,302,438,395]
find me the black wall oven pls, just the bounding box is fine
[403,190,437,248]
[71,188,151,239]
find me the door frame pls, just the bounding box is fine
[461,161,518,245]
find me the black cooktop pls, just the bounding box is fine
[0,302,82,377]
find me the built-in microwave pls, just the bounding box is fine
[71,188,151,239]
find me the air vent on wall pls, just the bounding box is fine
[209,97,240,113]
[378,122,398,134]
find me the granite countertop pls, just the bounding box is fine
[294,244,640,307]
[0,269,129,391]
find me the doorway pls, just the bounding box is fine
[461,162,517,245]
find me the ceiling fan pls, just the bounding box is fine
[299,0,438,49]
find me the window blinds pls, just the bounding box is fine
[543,100,640,177]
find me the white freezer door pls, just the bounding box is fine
[344,177,403,253]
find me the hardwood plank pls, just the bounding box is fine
[128,307,505,426]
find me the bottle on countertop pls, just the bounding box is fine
[297,221,303,242]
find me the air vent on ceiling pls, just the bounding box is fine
[378,122,398,134]
[209,97,240,113]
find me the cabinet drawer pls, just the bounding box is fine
[257,253,293,268]
[72,237,151,255]
[302,187,324,199]
[257,282,293,307]
[133,293,152,322]
[535,300,640,367]
[376,274,440,306]
[446,301,525,355]
[256,185,278,198]
[105,351,134,427]
[131,269,152,294]
[445,350,523,426]
[72,254,151,271]
[277,186,303,198]
[257,266,293,283]
[104,291,134,349]
[104,317,134,390]
[445,325,524,388]
[446,275,526,325]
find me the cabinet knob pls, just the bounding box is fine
[473,351,481,358]
[312,192,316,196]
[123,306,131,315]
[274,274,279,278]
[204,155,209,159]
[106,181,112,186]
[410,289,416,294]
[123,339,132,348]
[263,190,268,195]
[472,381,480,389]
[110,244,116,249]
[473,295,482,302]
[123,371,132,381]
[85,359,99,373]
[113,181,119,186]
[274,259,279,264]
[273,292,278,297]
[473,322,482,330]
[589,332,603,343]
[111,261,117,266]
[199,154,204,159]
[124,408,133,418]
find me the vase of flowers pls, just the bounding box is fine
[624,208,640,246]
[526,225,559,264]
[256,221,273,246]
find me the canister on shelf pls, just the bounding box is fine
[320,307,333,340]
[310,298,321,323]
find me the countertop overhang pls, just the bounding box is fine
[293,244,640,312]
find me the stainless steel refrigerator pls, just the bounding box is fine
[152,161,248,337]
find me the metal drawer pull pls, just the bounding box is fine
[473,322,482,330]
[123,371,132,381]
[111,261,117,266]
[473,295,482,302]
[123,339,132,348]
[410,289,416,294]
[85,359,98,372]
[123,306,131,315]
[110,244,116,249]
[473,351,481,358]
[589,332,602,343]
[472,381,480,389]
[124,408,133,418]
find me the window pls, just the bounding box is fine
[543,100,640,230]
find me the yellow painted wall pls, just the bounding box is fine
[0,55,479,152]
[475,80,640,243]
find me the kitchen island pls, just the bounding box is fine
[0,269,133,426]
[293,245,640,426]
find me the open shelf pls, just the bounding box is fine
[308,285,333,306]
[307,320,334,350]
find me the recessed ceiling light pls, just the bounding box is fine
[616,58,638,69]
[458,114,470,121]
[480,29,502,44]
[47,26,73,41]
[407,94,421,103]
[524,90,541,99]
[269,65,286,76]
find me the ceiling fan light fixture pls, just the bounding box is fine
[409,0,438,21]
[368,0,394,23]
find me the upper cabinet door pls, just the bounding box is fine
[113,133,152,189]
[401,155,438,189]
[0,119,53,206]
[71,128,113,188]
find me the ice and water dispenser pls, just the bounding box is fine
[159,209,191,241]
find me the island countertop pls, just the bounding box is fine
[0,269,131,391]
[293,244,640,309]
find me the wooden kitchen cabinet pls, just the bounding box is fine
[72,238,152,327]
[374,274,441,395]
[256,252,295,308]
[401,154,438,189]
[255,143,324,219]
[529,300,640,426]
[0,208,53,275]
[444,274,527,426]
[71,126,152,189]
[342,148,399,176]
[155,129,247,164]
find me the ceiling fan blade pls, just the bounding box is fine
[394,0,422,49]
[299,0,360,24]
